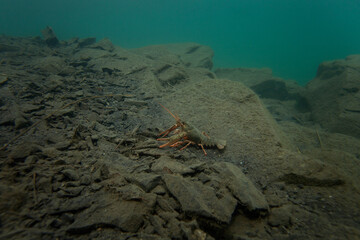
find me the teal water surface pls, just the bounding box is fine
[1,0,360,85]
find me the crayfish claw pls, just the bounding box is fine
[216,140,227,150]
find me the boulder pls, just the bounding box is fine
[31,56,68,74]
[88,38,114,52]
[215,67,273,87]
[306,55,360,138]
[78,37,96,48]
[211,162,269,214]
[268,205,293,227]
[215,67,310,123]
[62,169,80,181]
[155,78,296,180]
[125,173,161,192]
[151,156,194,175]
[67,199,148,234]
[163,174,237,223]
[41,26,59,47]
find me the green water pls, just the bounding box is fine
[1,0,359,85]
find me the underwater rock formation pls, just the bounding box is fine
[41,26,60,47]
[306,55,360,138]
[215,67,311,124]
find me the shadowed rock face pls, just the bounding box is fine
[211,162,269,214]
[306,55,360,138]
[163,174,238,224]
[215,67,311,124]
[41,26,59,47]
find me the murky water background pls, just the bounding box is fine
[1,0,360,85]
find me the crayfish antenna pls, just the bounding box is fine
[158,103,181,122]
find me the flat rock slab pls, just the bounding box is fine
[151,156,194,175]
[211,162,269,213]
[67,198,149,234]
[163,174,237,223]
[125,173,161,192]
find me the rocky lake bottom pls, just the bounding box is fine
[0,29,360,239]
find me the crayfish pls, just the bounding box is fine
[157,103,226,156]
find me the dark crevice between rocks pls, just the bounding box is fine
[185,45,200,54]
[66,223,119,235]
[154,64,172,74]
[197,216,227,239]
[344,108,360,113]
[343,87,359,93]
[251,79,311,113]
[294,96,311,112]
[197,203,247,239]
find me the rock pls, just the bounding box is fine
[306,54,360,138]
[78,37,96,48]
[49,196,93,215]
[130,45,181,65]
[251,79,299,101]
[43,74,66,92]
[67,199,149,234]
[155,198,173,214]
[179,220,203,240]
[32,56,67,74]
[151,156,194,175]
[211,162,269,214]
[268,205,293,227]
[0,107,30,129]
[117,184,145,201]
[166,42,214,69]
[61,213,75,224]
[57,186,84,198]
[49,218,63,228]
[166,218,182,239]
[80,175,92,186]
[149,215,167,236]
[25,155,39,165]
[9,143,42,160]
[279,172,344,187]
[92,164,109,182]
[125,173,161,192]
[153,63,188,87]
[62,169,80,181]
[55,140,72,151]
[41,26,59,47]
[151,185,166,195]
[90,183,103,192]
[20,103,44,113]
[215,67,310,122]
[163,174,237,223]
[0,110,14,126]
[157,78,295,180]
[215,67,273,87]
[89,38,114,52]
[41,147,61,158]
[14,115,29,129]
